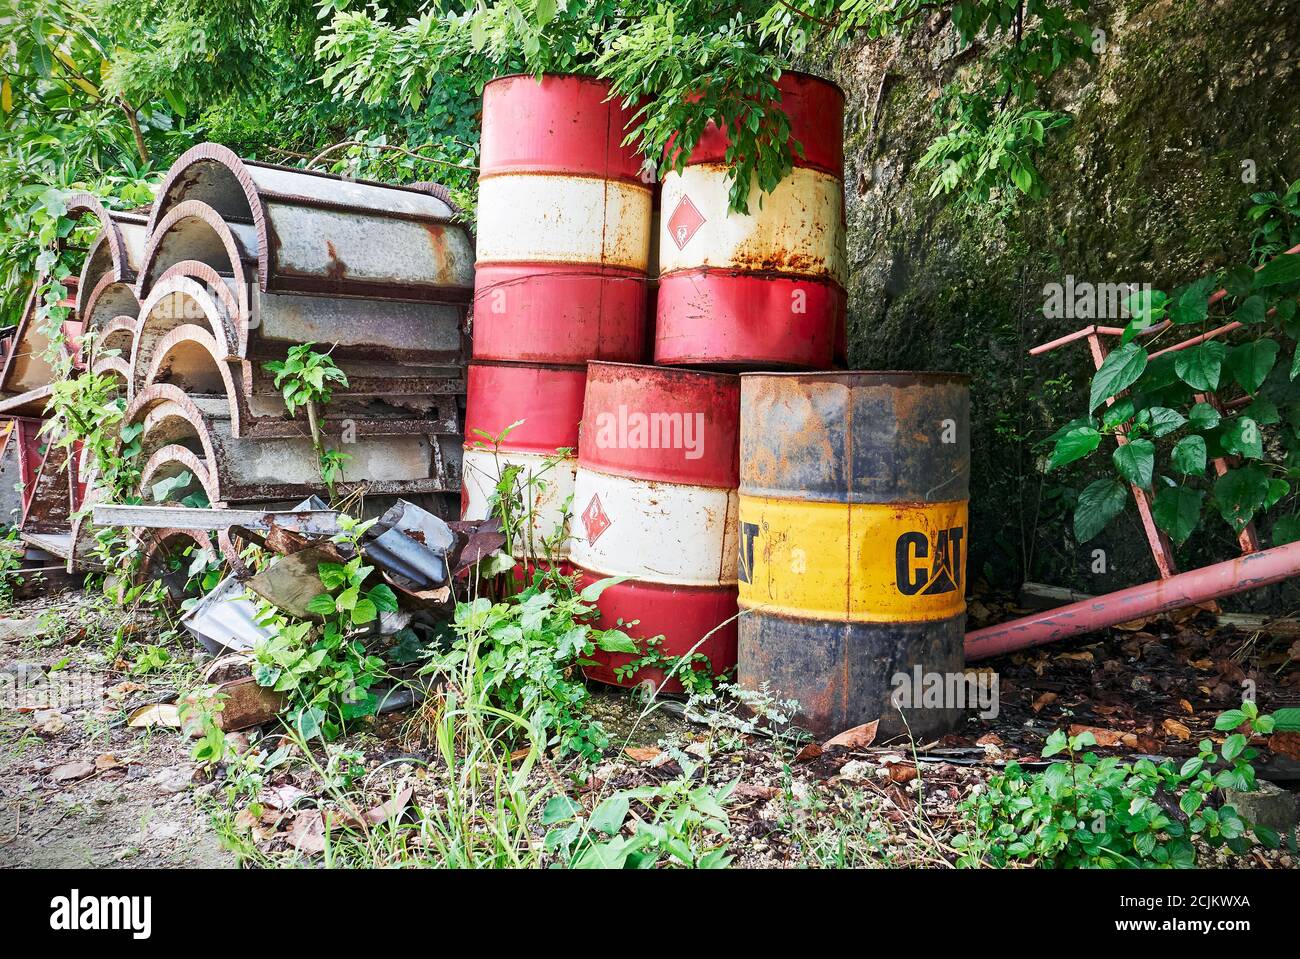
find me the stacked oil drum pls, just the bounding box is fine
[462,75,653,563]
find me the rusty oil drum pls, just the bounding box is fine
[656,72,847,370]
[461,360,585,559]
[570,362,740,692]
[474,75,652,365]
[737,372,969,738]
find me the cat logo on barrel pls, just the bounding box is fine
[895,526,964,596]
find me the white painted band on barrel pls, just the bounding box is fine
[461,447,576,559]
[569,467,738,586]
[658,164,846,284]
[476,173,652,270]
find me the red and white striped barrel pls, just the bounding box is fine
[474,75,652,366]
[655,72,847,370]
[461,361,584,559]
[570,362,740,692]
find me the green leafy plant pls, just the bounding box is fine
[250,516,396,740]
[263,343,351,498]
[467,421,573,567]
[424,571,637,762]
[953,702,1284,868]
[613,634,720,696]
[1042,216,1300,548]
[0,526,24,608]
[1247,177,1300,265]
[543,757,737,868]
[130,644,171,674]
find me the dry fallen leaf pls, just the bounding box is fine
[127,703,181,729]
[362,787,414,826]
[823,720,879,751]
[34,709,67,735]
[623,746,662,763]
[1269,732,1300,760]
[287,810,327,855]
[1162,718,1192,741]
[1069,724,1137,749]
[887,763,919,784]
[794,742,823,763]
[1031,692,1058,713]
[51,761,95,782]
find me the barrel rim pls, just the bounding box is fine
[468,358,588,375]
[484,69,846,106]
[586,359,741,385]
[484,71,610,89]
[739,370,970,385]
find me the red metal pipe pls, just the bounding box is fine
[965,539,1300,660]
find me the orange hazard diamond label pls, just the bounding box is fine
[581,494,611,545]
[667,195,706,250]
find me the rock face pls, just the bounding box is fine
[821,0,1300,598]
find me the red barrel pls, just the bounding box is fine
[570,362,740,692]
[461,361,584,560]
[655,72,847,369]
[474,75,652,365]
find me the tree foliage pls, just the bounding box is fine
[2,0,1102,334]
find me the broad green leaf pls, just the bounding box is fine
[317,562,348,591]
[1101,399,1135,430]
[1174,341,1226,391]
[588,795,630,836]
[1234,294,1268,325]
[1153,486,1203,546]
[1221,417,1263,459]
[1145,406,1186,437]
[367,583,399,613]
[1225,338,1278,393]
[350,598,378,624]
[1271,708,1300,732]
[1254,252,1300,288]
[1273,515,1300,546]
[1265,478,1290,510]
[542,795,582,826]
[595,629,638,654]
[1214,466,1270,533]
[1242,397,1280,425]
[1187,402,1220,431]
[305,593,337,616]
[1074,478,1127,542]
[1168,276,1216,325]
[1047,426,1100,470]
[1113,439,1154,488]
[578,575,630,602]
[1171,435,1206,475]
[1089,343,1146,411]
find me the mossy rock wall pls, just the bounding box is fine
[821,0,1300,605]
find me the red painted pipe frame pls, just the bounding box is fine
[966,538,1300,660]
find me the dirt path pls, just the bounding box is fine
[0,594,233,868]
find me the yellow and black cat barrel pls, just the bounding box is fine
[737,371,970,739]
